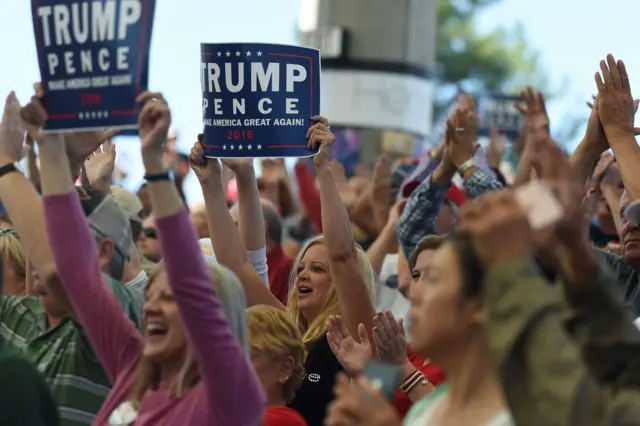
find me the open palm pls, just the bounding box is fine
[327,315,371,377]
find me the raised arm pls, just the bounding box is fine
[0,93,58,299]
[139,94,265,424]
[20,93,142,382]
[189,136,283,309]
[223,160,269,285]
[310,116,376,340]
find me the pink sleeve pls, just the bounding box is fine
[43,193,142,382]
[294,162,323,233]
[156,209,266,425]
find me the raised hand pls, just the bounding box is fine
[486,124,506,168]
[189,134,221,183]
[459,191,533,267]
[84,141,116,186]
[325,374,403,426]
[0,92,29,163]
[307,115,334,169]
[515,86,549,134]
[373,311,408,365]
[326,315,371,378]
[137,91,171,157]
[595,54,638,135]
[447,107,478,168]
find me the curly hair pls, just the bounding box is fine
[247,305,306,403]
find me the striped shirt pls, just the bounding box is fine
[0,276,143,426]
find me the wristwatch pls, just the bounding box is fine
[0,163,19,179]
[457,158,476,175]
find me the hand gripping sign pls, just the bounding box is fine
[31,0,156,132]
[200,43,321,159]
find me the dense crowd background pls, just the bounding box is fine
[0,51,640,426]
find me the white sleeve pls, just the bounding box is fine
[247,246,269,287]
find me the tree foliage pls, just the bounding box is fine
[435,0,547,106]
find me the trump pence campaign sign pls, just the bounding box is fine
[200,43,321,159]
[31,0,156,132]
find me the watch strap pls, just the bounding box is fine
[0,163,18,179]
[457,158,476,175]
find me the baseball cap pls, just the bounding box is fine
[110,186,144,225]
[75,186,132,259]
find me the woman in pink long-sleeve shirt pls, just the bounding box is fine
[29,90,266,425]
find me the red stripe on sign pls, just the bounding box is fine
[110,110,139,116]
[48,114,77,120]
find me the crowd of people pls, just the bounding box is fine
[0,52,639,426]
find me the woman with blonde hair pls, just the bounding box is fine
[247,305,307,426]
[29,92,265,425]
[0,228,27,296]
[191,116,377,426]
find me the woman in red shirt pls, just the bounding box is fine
[247,305,308,426]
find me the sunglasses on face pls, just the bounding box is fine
[142,227,158,239]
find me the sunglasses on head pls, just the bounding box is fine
[142,227,158,239]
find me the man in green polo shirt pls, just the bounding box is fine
[0,244,59,426]
[0,92,143,426]
[0,187,143,426]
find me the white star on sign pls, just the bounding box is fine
[78,112,84,119]
[247,145,252,150]
[235,51,241,57]
[97,111,103,118]
[257,144,262,150]
[222,145,227,150]
[91,111,96,119]
[104,111,109,118]
[238,145,243,150]
[246,51,251,56]
[225,51,231,57]
[217,52,222,57]
[257,51,263,56]
[230,145,235,150]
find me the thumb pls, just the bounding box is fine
[357,323,370,347]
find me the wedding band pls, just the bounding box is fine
[327,125,331,129]
[455,127,464,132]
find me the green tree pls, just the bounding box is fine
[435,0,584,145]
[436,0,546,105]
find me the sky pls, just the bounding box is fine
[1,0,638,205]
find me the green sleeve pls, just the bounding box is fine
[0,353,59,426]
[104,275,144,331]
[562,257,640,385]
[483,260,640,426]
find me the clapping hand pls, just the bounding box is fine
[595,54,639,136]
[515,86,549,134]
[0,92,29,164]
[84,141,116,186]
[447,107,479,168]
[373,311,408,365]
[137,92,171,159]
[326,315,371,378]
[325,374,402,426]
[460,191,533,268]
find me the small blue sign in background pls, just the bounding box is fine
[31,0,156,132]
[201,43,321,159]
[477,94,524,139]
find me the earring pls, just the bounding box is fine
[279,376,289,384]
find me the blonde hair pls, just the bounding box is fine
[130,262,248,407]
[286,235,375,346]
[247,305,305,402]
[0,229,26,295]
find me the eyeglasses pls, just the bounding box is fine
[142,227,158,239]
